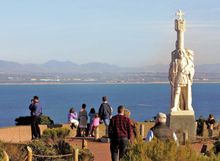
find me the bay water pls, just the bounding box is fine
[0,83,219,127]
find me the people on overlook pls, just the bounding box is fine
[124,108,137,143]
[98,96,112,136]
[68,107,79,129]
[78,104,88,136]
[89,113,100,137]
[109,105,132,161]
[145,112,178,145]
[206,114,216,137]
[88,107,96,135]
[29,96,42,139]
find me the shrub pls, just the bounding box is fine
[0,142,27,161]
[42,127,70,141]
[28,127,72,161]
[39,115,54,125]
[121,137,220,161]
[79,149,94,161]
[15,115,54,125]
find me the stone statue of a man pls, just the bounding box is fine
[169,49,194,112]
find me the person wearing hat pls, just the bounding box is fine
[145,112,178,143]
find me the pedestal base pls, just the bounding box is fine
[167,111,196,144]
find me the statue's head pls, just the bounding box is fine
[177,49,185,59]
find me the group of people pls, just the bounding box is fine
[28,95,179,161]
[108,105,179,161]
[68,96,112,137]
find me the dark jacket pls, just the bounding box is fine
[98,102,111,120]
[151,123,174,141]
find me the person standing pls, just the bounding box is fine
[78,104,88,136]
[89,113,100,137]
[29,96,42,139]
[88,107,96,135]
[145,112,178,144]
[206,114,215,137]
[108,105,132,161]
[98,96,112,135]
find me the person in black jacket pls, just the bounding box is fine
[98,96,112,135]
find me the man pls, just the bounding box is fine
[29,96,43,139]
[109,105,132,161]
[98,96,112,135]
[145,112,178,144]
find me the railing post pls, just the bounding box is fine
[3,150,9,161]
[95,127,99,140]
[183,131,189,145]
[27,146,33,161]
[73,148,79,161]
[140,124,145,138]
[82,139,88,149]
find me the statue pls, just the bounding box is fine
[169,49,194,111]
[169,10,195,112]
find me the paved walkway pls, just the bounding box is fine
[67,137,111,161]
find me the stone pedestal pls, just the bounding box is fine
[167,111,196,144]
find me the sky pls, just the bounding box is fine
[0,0,220,67]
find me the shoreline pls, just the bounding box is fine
[0,81,220,85]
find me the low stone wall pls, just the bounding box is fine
[0,125,47,143]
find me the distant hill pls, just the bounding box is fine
[0,59,220,74]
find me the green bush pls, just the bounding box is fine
[28,127,72,161]
[39,115,54,125]
[42,127,70,140]
[121,137,220,161]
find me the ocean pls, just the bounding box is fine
[0,83,219,127]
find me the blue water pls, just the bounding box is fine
[0,83,219,127]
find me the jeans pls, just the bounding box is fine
[110,138,129,161]
[103,119,110,126]
[31,116,41,139]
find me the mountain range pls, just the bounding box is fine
[0,59,220,74]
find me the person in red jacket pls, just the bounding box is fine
[108,105,132,161]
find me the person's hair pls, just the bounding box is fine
[69,108,75,113]
[95,113,99,118]
[118,105,125,114]
[90,107,95,113]
[124,108,131,118]
[82,104,86,109]
[102,96,108,102]
[156,112,167,123]
[33,96,39,100]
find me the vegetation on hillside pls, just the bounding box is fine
[121,137,220,161]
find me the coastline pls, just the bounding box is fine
[0,81,220,85]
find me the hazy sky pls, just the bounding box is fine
[0,0,220,67]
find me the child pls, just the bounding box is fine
[89,107,96,128]
[89,113,100,137]
[68,108,79,129]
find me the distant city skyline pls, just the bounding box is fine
[0,1,220,67]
